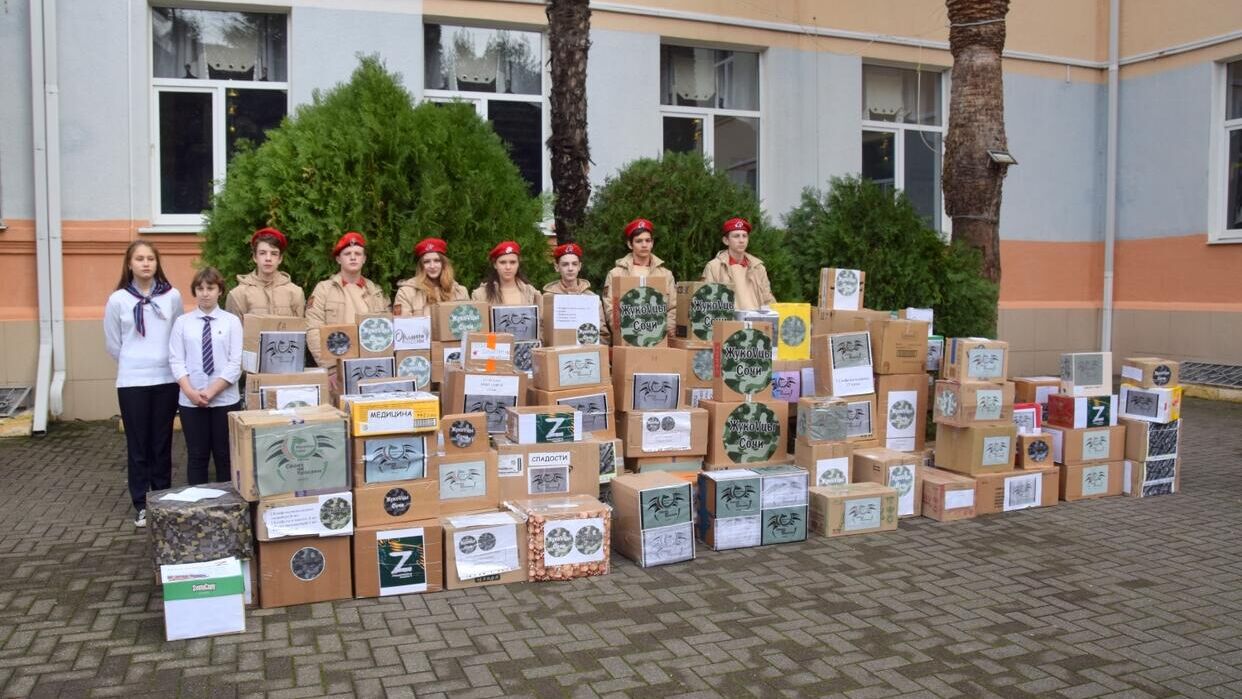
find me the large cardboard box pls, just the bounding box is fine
[339,356,395,396]
[869,319,929,375]
[438,413,489,456]
[1060,352,1112,397]
[670,339,715,390]
[795,396,849,444]
[1120,357,1180,389]
[1123,457,1179,498]
[508,495,611,581]
[973,465,1059,515]
[1045,424,1125,465]
[611,472,695,567]
[159,557,247,641]
[1015,432,1054,468]
[770,303,812,360]
[531,345,611,392]
[875,373,928,452]
[542,293,604,346]
[431,300,489,341]
[711,320,775,402]
[919,467,976,522]
[504,405,583,445]
[496,439,601,502]
[437,451,501,516]
[811,331,875,397]
[1121,418,1180,461]
[752,465,810,546]
[932,380,1015,427]
[1118,385,1182,423]
[441,510,528,589]
[352,433,431,485]
[460,331,516,373]
[343,392,440,437]
[611,346,684,411]
[352,521,443,598]
[611,276,672,348]
[1060,461,1124,501]
[618,408,709,458]
[255,491,354,541]
[852,447,922,517]
[675,281,736,342]
[794,440,853,487]
[229,406,350,501]
[490,304,540,343]
[356,314,395,358]
[527,384,616,438]
[242,314,306,374]
[941,338,1008,382]
[933,422,1017,476]
[257,536,352,608]
[443,368,527,434]
[1046,393,1118,429]
[354,476,439,528]
[808,482,898,537]
[815,308,892,336]
[701,399,789,469]
[817,268,865,310]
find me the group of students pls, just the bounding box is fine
[104,217,775,527]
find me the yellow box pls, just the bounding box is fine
[343,392,441,437]
[770,303,811,361]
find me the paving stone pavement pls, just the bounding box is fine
[1,398,1240,699]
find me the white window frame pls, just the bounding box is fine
[1209,57,1242,244]
[148,7,290,230]
[422,22,552,195]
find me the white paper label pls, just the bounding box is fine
[981,435,1011,466]
[832,269,862,310]
[557,352,602,387]
[1047,427,1065,463]
[1035,385,1057,405]
[1002,473,1043,511]
[711,514,762,550]
[944,488,974,510]
[241,350,259,374]
[498,454,524,477]
[974,389,1003,421]
[392,316,432,350]
[453,524,519,581]
[448,512,518,528]
[887,464,917,516]
[640,411,692,452]
[262,493,354,539]
[552,295,601,331]
[463,374,520,396]
[1123,460,1133,494]
[829,333,875,396]
[814,457,850,486]
[762,474,808,509]
[966,348,1005,380]
[1120,365,1143,382]
[640,522,695,567]
[1082,430,1112,461]
[886,390,918,438]
[689,388,713,407]
[842,496,882,531]
[362,408,415,434]
[468,341,512,362]
[1081,464,1110,497]
[273,386,320,409]
[543,517,606,566]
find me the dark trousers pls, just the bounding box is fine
[180,402,238,485]
[117,383,179,511]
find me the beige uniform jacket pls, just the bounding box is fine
[224,271,306,318]
[470,281,543,307]
[305,273,390,367]
[392,278,469,317]
[542,278,612,345]
[602,253,677,336]
[701,251,776,310]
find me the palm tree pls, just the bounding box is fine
[943,0,1011,284]
[546,0,592,244]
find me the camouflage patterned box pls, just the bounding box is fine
[675,281,735,342]
[611,276,671,348]
[701,399,789,470]
[808,482,898,537]
[147,483,253,568]
[712,320,774,402]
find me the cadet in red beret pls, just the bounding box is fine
[224,226,305,319]
[394,237,468,317]
[602,218,677,334]
[701,216,775,310]
[472,241,542,307]
[305,231,391,383]
[543,242,610,345]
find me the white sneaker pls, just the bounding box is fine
[134,509,146,528]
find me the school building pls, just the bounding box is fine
[1,0,1240,425]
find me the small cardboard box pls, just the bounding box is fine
[1060,352,1113,397]
[1060,461,1124,501]
[671,339,716,390]
[392,315,432,351]
[160,557,247,641]
[343,392,440,437]
[816,308,892,335]
[228,406,350,501]
[242,314,306,373]
[505,405,583,445]
[1013,376,1061,408]
[618,408,709,458]
[255,491,354,541]
[1046,394,1118,429]
[256,331,307,374]
[941,338,1008,382]
[843,394,879,442]
[354,477,439,528]
[611,472,695,567]
[611,346,685,411]
[1015,432,1054,468]
[527,384,616,438]
[973,465,1059,515]
[701,399,789,469]
[770,360,809,404]
[508,495,611,581]
[676,282,735,342]
[393,350,432,391]
[1120,357,1180,389]
[817,268,865,310]
[919,467,976,522]
[1045,424,1125,465]
[437,451,501,516]
[611,276,672,348]
[875,373,928,452]
[852,447,922,517]
[794,440,854,486]
[1121,418,1180,461]
[339,356,395,396]
[245,369,330,410]
[257,536,352,608]
[933,422,1017,476]
[932,380,1015,427]
[355,378,416,395]
[795,397,849,444]
[439,413,489,455]
[432,300,490,341]
[495,439,601,502]
[542,293,605,346]
[318,324,359,362]
[869,319,929,375]
[490,305,540,343]
[352,521,443,598]
[1118,385,1182,423]
[460,331,516,373]
[356,314,395,358]
[531,344,611,392]
[258,383,327,411]
[351,433,432,486]
[811,331,875,397]
[441,510,528,589]
[770,303,812,360]
[1123,457,1179,498]
[712,320,775,402]
[443,368,527,434]
[808,482,898,537]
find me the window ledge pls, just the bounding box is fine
[139,224,203,235]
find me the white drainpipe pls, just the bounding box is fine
[1101,0,1119,353]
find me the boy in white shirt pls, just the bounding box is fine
[169,267,243,485]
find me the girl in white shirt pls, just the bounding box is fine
[169,267,243,486]
[104,240,182,527]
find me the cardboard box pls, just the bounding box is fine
[351,433,432,485]
[611,346,685,411]
[852,447,922,517]
[228,406,350,501]
[1123,457,1179,498]
[753,463,809,510]
[489,305,539,343]
[531,345,611,392]
[1046,394,1118,429]
[973,465,1059,515]
[932,380,1015,427]
[899,307,935,335]
[245,370,330,410]
[339,356,395,396]
[869,319,929,375]
[1013,376,1061,408]
[257,536,352,608]
[796,397,849,444]
[441,510,528,589]
[431,340,463,385]
[1060,352,1112,397]
[392,315,432,351]
[926,335,945,372]
[255,491,354,541]
[843,394,878,442]
[919,467,976,522]
[1045,425,1125,465]
[696,470,761,550]
[508,495,611,581]
[355,378,417,395]
[770,360,809,404]
[505,405,583,445]
[460,332,516,373]
[1121,418,1180,461]
[527,384,616,438]
[255,331,307,374]
[242,314,306,374]
[760,504,808,545]
[352,521,443,598]
[811,331,875,397]
[611,276,672,348]
[356,314,395,358]
[432,300,490,341]
[354,477,439,528]
[343,392,440,437]
[711,320,775,402]
[1060,461,1123,501]
[817,268,866,310]
[812,308,893,336]
[611,472,695,567]
[808,482,898,537]
[160,557,246,641]
[258,383,327,411]
[941,338,1008,382]
[625,455,703,473]
[495,438,601,501]
[770,302,812,360]
[1118,385,1182,423]
[701,399,789,469]
[675,282,735,342]
[542,293,604,346]
[933,422,1017,476]
[618,408,708,458]
[437,451,501,516]
[439,413,489,455]
[875,373,928,452]
[1015,432,1054,468]
[793,440,853,486]
[393,350,433,391]
[1121,357,1180,389]
[443,368,527,434]
[671,339,715,390]
[1012,402,1041,435]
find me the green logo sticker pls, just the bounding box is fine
[449,305,483,339]
[358,317,393,353]
[535,413,576,443]
[619,287,668,346]
[377,533,426,592]
[319,497,352,530]
[720,328,773,395]
[689,283,735,341]
[576,323,600,345]
[722,402,781,463]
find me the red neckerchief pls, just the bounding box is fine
[728,255,749,267]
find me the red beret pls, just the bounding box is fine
[553,243,583,260]
[722,217,752,234]
[251,227,287,250]
[624,218,654,239]
[490,241,521,260]
[414,237,448,258]
[332,231,366,257]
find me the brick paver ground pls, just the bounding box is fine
[1,397,1240,698]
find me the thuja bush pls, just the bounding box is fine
[202,57,549,295]
[783,176,998,337]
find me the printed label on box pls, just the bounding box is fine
[262,493,354,538]
[543,517,606,566]
[641,522,694,566]
[981,435,1011,466]
[641,411,692,453]
[975,389,1002,421]
[887,464,916,516]
[722,402,782,463]
[712,514,762,549]
[453,524,519,581]
[463,374,520,397]
[362,408,415,434]
[552,295,600,331]
[886,390,917,451]
[364,436,427,483]
[1124,389,1159,419]
[1082,430,1112,461]
[632,374,680,410]
[271,386,321,410]
[468,341,512,362]
[376,527,427,596]
[557,352,602,386]
[528,464,570,494]
[1121,365,1143,382]
[498,454,524,478]
[439,460,488,500]
[966,349,1005,380]
[492,306,538,342]
[846,400,873,438]
[464,396,517,434]
[1081,464,1110,496]
[814,457,850,486]
[714,477,761,517]
[1070,354,1105,386]
[640,484,693,529]
[358,318,394,354]
[944,489,974,510]
[1002,473,1042,511]
[556,393,610,434]
[762,474,808,509]
[842,496,882,531]
[833,269,861,310]
[396,355,432,389]
[392,317,431,350]
[761,506,807,544]
[688,388,713,408]
[830,333,874,396]
[771,371,800,402]
[689,284,735,341]
[937,387,959,417]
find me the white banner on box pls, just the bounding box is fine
[262,493,354,538]
[885,390,918,451]
[453,524,520,580]
[814,457,850,486]
[543,517,606,566]
[713,514,762,549]
[273,385,321,410]
[1003,473,1042,511]
[641,411,692,452]
[944,489,974,510]
[552,295,601,331]
[392,316,432,350]
[464,374,520,397]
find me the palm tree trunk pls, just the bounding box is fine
[943,0,1010,284]
[546,0,592,244]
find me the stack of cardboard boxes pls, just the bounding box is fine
[696,465,809,550]
[672,282,736,408]
[1119,357,1183,497]
[1043,352,1125,502]
[242,314,329,410]
[701,320,788,471]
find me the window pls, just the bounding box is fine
[424,24,547,196]
[151,8,288,225]
[1219,60,1242,242]
[660,45,761,194]
[861,64,945,230]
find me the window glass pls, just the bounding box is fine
[904,130,942,229]
[862,65,940,126]
[861,130,896,189]
[1228,61,1242,121]
[660,45,759,110]
[153,8,287,81]
[425,24,542,95]
[159,91,213,215]
[663,116,703,155]
[227,89,286,158]
[1227,130,1242,230]
[715,115,758,192]
[487,101,543,196]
